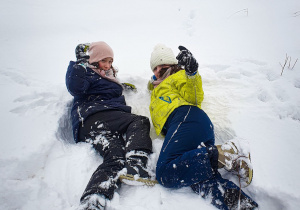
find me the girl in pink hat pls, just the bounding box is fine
[66,41,154,210]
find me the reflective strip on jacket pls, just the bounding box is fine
[149,70,204,135]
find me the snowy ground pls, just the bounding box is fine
[1,0,300,209]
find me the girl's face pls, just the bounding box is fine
[153,65,170,79]
[98,57,113,71]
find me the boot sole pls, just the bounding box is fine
[234,154,253,188]
[119,174,158,186]
[243,154,253,187]
[218,141,253,188]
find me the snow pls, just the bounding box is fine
[1,0,300,209]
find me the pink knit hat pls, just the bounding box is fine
[88,41,114,64]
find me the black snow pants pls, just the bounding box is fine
[78,110,152,200]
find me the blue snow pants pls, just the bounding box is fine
[156,105,215,188]
[156,106,258,209]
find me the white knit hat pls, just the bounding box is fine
[150,44,178,71]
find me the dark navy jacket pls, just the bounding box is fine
[66,61,131,142]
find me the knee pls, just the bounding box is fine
[134,115,150,127]
[103,146,125,162]
[156,170,170,188]
[156,163,179,188]
[156,169,181,188]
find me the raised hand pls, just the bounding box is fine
[75,43,90,64]
[176,46,198,76]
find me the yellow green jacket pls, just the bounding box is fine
[149,70,204,135]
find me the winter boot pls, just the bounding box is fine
[224,188,258,209]
[77,194,106,210]
[119,152,158,186]
[216,140,253,187]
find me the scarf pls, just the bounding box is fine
[152,67,173,88]
[89,64,121,85]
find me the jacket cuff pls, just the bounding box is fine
[185,71,197,76]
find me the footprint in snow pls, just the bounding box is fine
[238,58,267,66]
[257,89,273,103]
[183,10,196,36]
[294,78,300,89]
[205,65,230,73]
[10,92,59,115]
[0,68,31,86]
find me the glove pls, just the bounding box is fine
[176,46,198,76]
[75,43,90,65]
[122,83,137,92]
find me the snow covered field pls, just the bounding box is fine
[1,0,300,209]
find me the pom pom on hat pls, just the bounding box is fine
[88,41,114,64]
[150,44,178,71]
